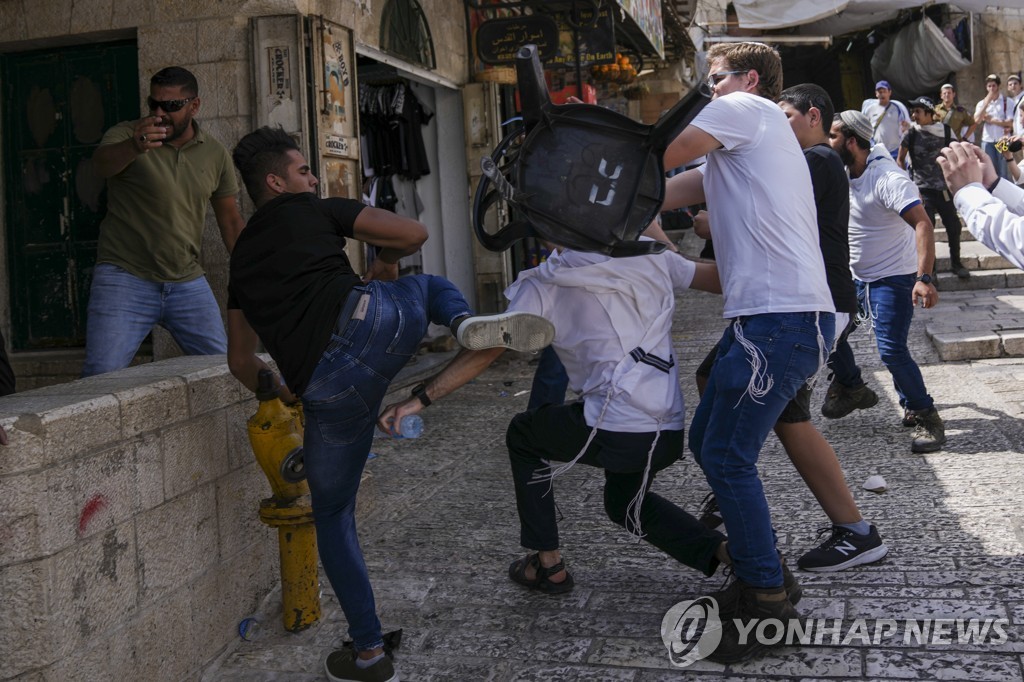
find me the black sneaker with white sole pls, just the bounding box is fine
[797,524,888,572]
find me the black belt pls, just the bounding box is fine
[336,287,368,332]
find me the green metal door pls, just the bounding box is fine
[2,41,138,349]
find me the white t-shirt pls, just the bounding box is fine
[505,243,694,432]
[847,144,921,281]
[1012,92,1024,137]
[689,91,834,318]
[975,94,1011,143]
[861,98,909,155]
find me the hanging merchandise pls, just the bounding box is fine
[358,79,434,180]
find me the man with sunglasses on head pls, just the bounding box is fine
[661,43,836,663]
[82,66,245,377]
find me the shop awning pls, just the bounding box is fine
[730,0,1024,35]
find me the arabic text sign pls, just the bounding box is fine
[477,16,559,64]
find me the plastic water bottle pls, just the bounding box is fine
[238,617,262,641]
[376,414,424,439]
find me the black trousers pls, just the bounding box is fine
[505,402,725,577]
[920,187,964,266]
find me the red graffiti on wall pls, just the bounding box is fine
[78,494,108,535]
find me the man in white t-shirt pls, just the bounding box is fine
[861,80,910,158]
[376,240,735,603]
[825,110,946,454]
[661,41,836,663]
[975,74,1013,179]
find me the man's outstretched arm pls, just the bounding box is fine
[377,347,505,434]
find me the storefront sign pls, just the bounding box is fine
[476,15,559,64]
[323,134,355,158]
[267,46,292,101]
[547,5,616,68]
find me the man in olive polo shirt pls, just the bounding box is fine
[82,66,245,377]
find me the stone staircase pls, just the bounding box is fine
[923,226,1024,361]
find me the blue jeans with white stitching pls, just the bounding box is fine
[301,275,470,651]
[688,312,834,589]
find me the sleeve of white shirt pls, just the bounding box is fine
[666,255,697,294]
[690,95,759,151]
[993,177,1024,213]
[880,170,922,215]
[953,182,1024,270]
[505,278,548,318]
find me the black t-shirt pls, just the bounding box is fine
[228,193,365,395]
[805,144,858,314]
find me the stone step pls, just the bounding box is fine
[934,222,975,242]
[935,240,1014,273]
[935,266,1024,291]
[922,288,1024,361]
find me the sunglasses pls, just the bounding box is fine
[147,96,194,113]
[705,70,747,89]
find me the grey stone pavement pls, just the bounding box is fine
[204,233,1024,682]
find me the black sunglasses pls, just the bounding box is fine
[147,96,194,113]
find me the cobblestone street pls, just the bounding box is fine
[206,239,1024,681]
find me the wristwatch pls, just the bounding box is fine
[916,273,933,285]
[411,383,432,407]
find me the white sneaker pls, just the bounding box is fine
[455,312,554,352]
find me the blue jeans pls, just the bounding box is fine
[82,262,226,377]
[982,141,1009,180]
[829,274,933,412]
[300,275,470,651]
[527,346,569,410]
[689,312,834,588]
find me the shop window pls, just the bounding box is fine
[380,0,436,69]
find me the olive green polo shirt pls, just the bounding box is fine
[96,120,239,282]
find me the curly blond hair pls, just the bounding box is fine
[707,42,783,101]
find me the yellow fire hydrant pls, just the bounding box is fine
[247,369,321,632]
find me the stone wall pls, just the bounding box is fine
[0,356,279,681]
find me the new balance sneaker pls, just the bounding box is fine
[324,648,398,682]
[705,581,801,664]
[910,408,946,453]
[797,525,888,572]
[821,380,879,419]
[697,491,723,531]
[455,312,555,352]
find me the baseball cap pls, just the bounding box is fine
[909,96,935,112]
[986,73,1001,84]
[838,110,874,143]
[875,80,891,90]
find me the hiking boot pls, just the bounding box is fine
[902,408,917,427]
[797,525,888,572]
[705,581,800,664]
[324,648,397,682]
[713,557,802,618]
[911,408,946,453]
[697,491,723,531]
[455,312,554,352]
[821,381,878,419]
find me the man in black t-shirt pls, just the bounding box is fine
[227,127,553,682]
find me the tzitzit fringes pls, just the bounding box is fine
[529,387,613,492]
[732,319,774,407]
[624,427,660,541]
[859,283,879,329]
[805,311,831,391]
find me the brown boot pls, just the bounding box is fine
[911,408,946,453]
[706,580,801,664]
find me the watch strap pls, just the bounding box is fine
[411,383,431,407]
